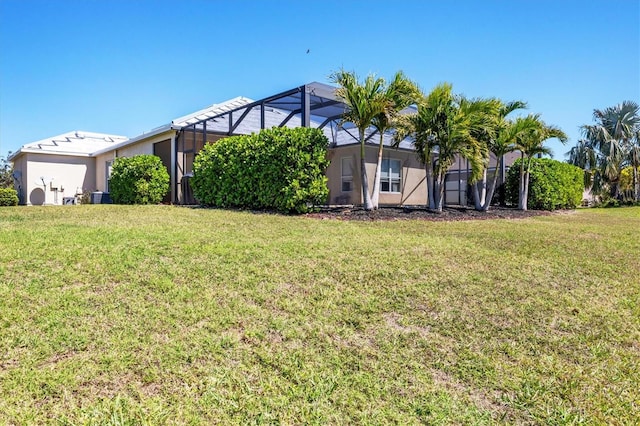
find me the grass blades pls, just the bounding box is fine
[0,206,638,424]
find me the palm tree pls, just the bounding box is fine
[514,115,568,210]
[331,70,389,210]
[471,100,528,211]
[569,101,640,201]
[370,72,419,209]
[395,83,491,212]
[567,138,601,194]
[394,95,438,210]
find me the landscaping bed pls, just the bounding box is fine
[307,205,554,221]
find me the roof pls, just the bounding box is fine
[171,96,253,127]
[180,82,417,150]
[9,82,417,161]
[8,131,128,160]
[91,96,255,156]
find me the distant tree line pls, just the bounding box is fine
[567,101,640,205]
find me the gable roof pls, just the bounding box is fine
[10,97,255,160]
[9,82,417,162]
[8,131,128,160]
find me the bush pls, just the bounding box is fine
[191,127,330,213]
[505,158,584,210]
[109,155,169,204]
[0,188,19,206]
[594,193,640,208]
[79,190,92,205]
[619,166,639,192]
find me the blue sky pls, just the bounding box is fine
[1,0,638,160]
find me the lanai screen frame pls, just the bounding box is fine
[174,81,479,206]
[175,82,369,204]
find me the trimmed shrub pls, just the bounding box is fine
[109,155,169,204]
[0,188,19,206]
[191,127,330,213]
[505,158,583,210]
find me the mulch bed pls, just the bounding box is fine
[305,206,555,221]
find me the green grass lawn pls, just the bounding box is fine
[0,206,638,425]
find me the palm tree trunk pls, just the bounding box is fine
[521,156,533,211]
[371,133,384,209]
[480,170,487,206]
[434,172,445,212]
[483,157,502,212]
[633,165,639,202]
[360,131,373,210]
[522,170,530,211]
[473,169,487,211]
[611,179,620,200]
[473,183,481,210]
[425,156,435,210]
[518,153,527,210]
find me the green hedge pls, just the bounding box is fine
[109,155,169,204]
[505,158,584,210]
[0,188,19,206]
[191,127,329,213]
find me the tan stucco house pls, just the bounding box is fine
[9,82,512,207]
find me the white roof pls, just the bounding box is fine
[10,97,255,160]
[9,131,128,159]
[91,96,255,156]
[172,96,253,127]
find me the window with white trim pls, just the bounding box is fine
[380,158,401,193]
[105,160,113,192]
[341,157,353,192]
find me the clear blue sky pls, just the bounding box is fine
[1,0,638,160]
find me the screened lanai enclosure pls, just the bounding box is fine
[174,82,505,206]
[175,82,402,204]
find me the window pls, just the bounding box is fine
[341,157,353,192]
[105,160,113,192]
[184,152,195,175]
[380,158,401,193]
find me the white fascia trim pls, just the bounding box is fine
[11,149,94,158]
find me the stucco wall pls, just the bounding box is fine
[116,141,152,158]
[19,153,95,205]
[325,146,524,207]
[94,152,116,192]
[98,130,176,197]
[11,155,28,205]
[326,145,427,206]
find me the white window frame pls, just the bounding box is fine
[341,157,353,192]
[380,158,402,193]
[105,160,113,192]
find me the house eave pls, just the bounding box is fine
[9,149,94,159]
[91,125,179,156]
